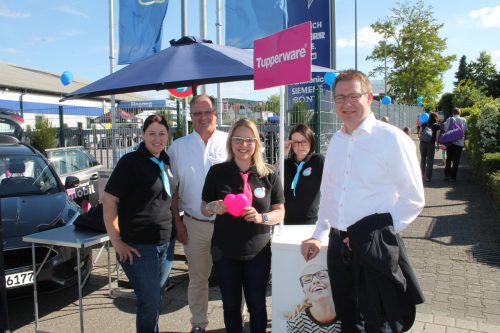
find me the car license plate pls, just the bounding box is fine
[6,271,34,289]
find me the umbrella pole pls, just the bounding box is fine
[192,84,197,96]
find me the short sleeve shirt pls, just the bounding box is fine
[202,160,284,260]
[283,153,324,225]
[105,142,174,244]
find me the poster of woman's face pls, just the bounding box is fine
[272,226,340,332]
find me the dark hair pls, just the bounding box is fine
[142,114,169,133]
[189,94,216,110]
[452,107,460,116]
[288,124,316,155]
[429,112,438,125]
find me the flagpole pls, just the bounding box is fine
[182,0,189,135]
[199,0,207,95]
[330,0,336,69]
[109,0,118,167]
[216,0,223,126]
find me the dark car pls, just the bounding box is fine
[0,108,24,141]
[45,147,104,212]
[0,138,91,297]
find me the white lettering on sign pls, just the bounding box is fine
[292,86,315,95]
[68,183,96,199]
[312,32,325,40]
[312,21,322,29]
[256,47,307,69]
[293,96,315,103]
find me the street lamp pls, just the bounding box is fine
[354,0,358,69]
[384,40,387,96]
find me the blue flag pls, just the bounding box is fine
[118,0,169,65]
[226,0,287,49]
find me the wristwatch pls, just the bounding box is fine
[261,213,270,224]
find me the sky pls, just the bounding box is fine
[1,0,499,102]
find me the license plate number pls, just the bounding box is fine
[6,271,34,289]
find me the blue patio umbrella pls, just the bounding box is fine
[63,36,334,100]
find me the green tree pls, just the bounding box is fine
[454,55,473,87]
[27,118,57,154]
[264,94,279,114]
[437,92,453,118]
[476,103,500,154]
[290,102,312,125]
[367,0,456,104]
[452,79,486,108]
[469,51,498,96]
[490,72,500,98]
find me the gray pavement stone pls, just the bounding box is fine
[456,318,479,330]
[446,327,468,333]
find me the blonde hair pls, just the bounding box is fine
[226,118,273,177]
[333,69,372,94]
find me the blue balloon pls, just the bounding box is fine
[419,113,429,124]
[417,101,423,106]
[381,96,392,105]
[416,96,423,102]
[323,72,338,87]
[60,71,73,86]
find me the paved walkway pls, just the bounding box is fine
[403,144,500,333]
[8,139,500,333]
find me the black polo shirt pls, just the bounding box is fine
[105,142,173,244]
[283,153,324,225]
[202,160,284,261]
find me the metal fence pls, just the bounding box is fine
[22,93,421,167]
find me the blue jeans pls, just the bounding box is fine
[214,256,270,333]
[164,239,175,286]
[120,242,169,333]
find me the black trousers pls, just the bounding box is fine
[444,144,463,180]
[327,229,395,333]
[327,230,366,333]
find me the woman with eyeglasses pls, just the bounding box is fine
[286,264,341,333]
[283,124,324,225]
[201,118,285,333]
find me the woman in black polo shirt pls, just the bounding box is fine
[102,115,174,333]
[201,118,285,333]
[283,124,324,225]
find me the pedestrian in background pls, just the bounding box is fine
[283,124,324,225]
[419,112,441,182]
[102,115,175,333]
[443,107,468,182]
[301,69,425,333]
[201,118,285,333]
[167,95,228,333]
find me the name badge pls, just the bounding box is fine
[254,187,266,198]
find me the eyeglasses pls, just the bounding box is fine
[191,110,215,118]
[299,269,329,286]
[292,140,309,147]
[334,92,368,104]
[231,136,256,145]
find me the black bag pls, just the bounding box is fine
[419,126,432,143]
[74,203,107,233]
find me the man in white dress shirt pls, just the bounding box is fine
[301,70,425,333]
[167,95,228,333]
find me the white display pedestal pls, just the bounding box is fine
[271,225,329,332]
